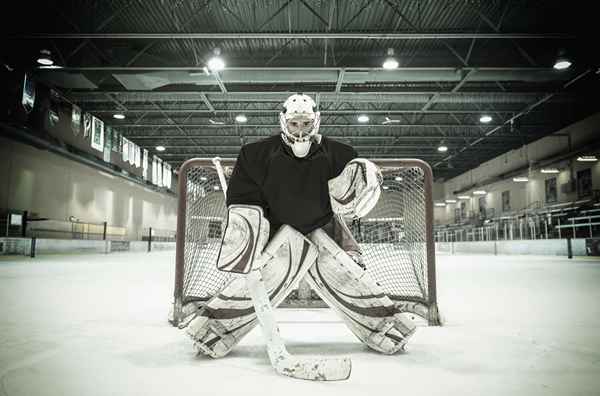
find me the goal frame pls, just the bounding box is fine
[173,158,440,326]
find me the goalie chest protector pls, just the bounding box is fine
[226,135,357,237]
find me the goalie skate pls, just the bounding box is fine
[306,228,417,354]
[183,225,319,358]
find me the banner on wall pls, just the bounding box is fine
[21,73,36,114]
[112,130,120,152]
[71,104,81,136]
[163,163,172,189]
[152,155,158,185]
[135,145,141,168]
[83,113,92,138]
[129,142,135,165]
[122,138,129,162]
[91,116,104,152]
[157,158,163,187]
[142,149,149,180]
[103,126,112,163]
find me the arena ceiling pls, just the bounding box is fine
[5,0,600,180]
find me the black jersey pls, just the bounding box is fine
[226,135,358,237]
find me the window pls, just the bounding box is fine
[545,177,557,203]
[577,168,592,198]
[502,190,511,212]
[478,196,487,219]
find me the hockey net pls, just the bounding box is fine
[172,158,440,325]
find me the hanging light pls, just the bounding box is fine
[207,48,225,72]
[113,113,125,120]
[437,144,448,152]
[37,49,54,66]
[382,48,399,70]
[479,115,492,123]
[155,145,166,152]
[235,114,247,123]
[553,58,572,70]
[357,115,369,123]
[577,155,597,162]
[553,49,572,70]
[541,168,560,174]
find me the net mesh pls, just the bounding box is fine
[356,166,428,303]
[179,161,432,308]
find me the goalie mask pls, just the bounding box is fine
[280,94,321,158]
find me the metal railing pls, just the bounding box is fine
[26,218,127,240]
[435,199,600,242]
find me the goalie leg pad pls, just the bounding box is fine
[305,228,416,354]
[183,225,318,358]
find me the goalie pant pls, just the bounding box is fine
[182,217,416,357]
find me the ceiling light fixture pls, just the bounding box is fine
[541,168,560,174]
[357,115,369,123]
[479,115,492,123]
[37,49,54,66]
[382,48,399,70]
[155,145,166,152]
[553,49,572,70]
[235,114,247,123]
[437,144,448,152]
[553,59,572,70]
[434,202,446,207]
[207,48,225,72]
[394,176,403,181]
[577,155,598,162]
[457,195,470,200]
[209,119,225,125]
[113,113,125,120]
[445,199,457,204]
[473,190,487,195]
[513,177,529,182]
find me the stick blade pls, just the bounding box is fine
[277,356,352,381]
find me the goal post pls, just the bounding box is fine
[172,158,440,326]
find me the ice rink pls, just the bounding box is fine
[1,251,599,396]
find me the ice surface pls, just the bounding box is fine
[1,251,599,395]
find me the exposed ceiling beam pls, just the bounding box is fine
[18,32,575,40]
[114,123,539,128]
[126,134,544,140]
[70,91,558,104]
[40,66,561,71]
[142,144,506,150]
[89,109,538,114]
[433,68,595,168]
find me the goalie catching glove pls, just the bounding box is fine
[328,158,383,219]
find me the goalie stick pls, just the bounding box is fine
[211,157,352,381]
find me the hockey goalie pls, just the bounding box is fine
[180,94,416,381]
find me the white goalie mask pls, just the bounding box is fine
[279,94,321,158]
